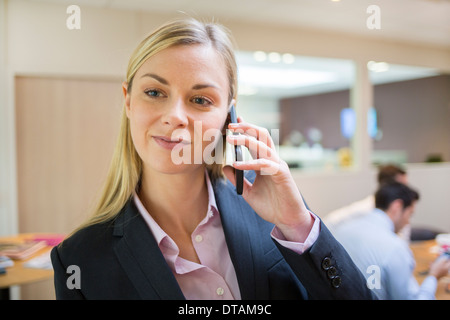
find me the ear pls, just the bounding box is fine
[122,81,131,117]
[391,199,404,211]
[387,199,403,220]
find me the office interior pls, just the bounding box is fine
[0,0,449,299]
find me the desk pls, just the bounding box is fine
[410,239,450,300]
[0,234,56,299]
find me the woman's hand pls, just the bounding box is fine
[223,118,314,243]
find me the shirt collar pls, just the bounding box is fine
[204,169,219,218]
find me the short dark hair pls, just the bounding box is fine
[377,164,407,186]
[375,182,419,211]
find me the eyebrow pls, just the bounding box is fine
[140,73,219,90]
[192,83,219,90]
[141,73,169,85]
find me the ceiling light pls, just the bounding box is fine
[282,53,295,64]
[268,52,281,63]
[367,61,390,72]
[253,51,267,62]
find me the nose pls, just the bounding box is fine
[161,98,188,128]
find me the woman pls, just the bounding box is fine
[51,18,375,300]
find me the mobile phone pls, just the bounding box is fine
[229,105,243,195]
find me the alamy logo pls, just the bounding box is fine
[66,265,81,289]
[366,265,381,290]
[66,5,81,30]
[169,121,281,175]
[366,5,381,30]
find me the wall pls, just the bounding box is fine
[15,76,123,235]
[0,0,13,237]
[280,75,450,163]
[373,75,450,163]
[236,95,280,130]
[6,1,450,77]
[280,89,350,149]
[293,163,450,232]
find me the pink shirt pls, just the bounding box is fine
[134,173,320,300]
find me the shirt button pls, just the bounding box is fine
[194,235,203,243]
[216,287,224,296]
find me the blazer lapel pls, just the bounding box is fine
[212,177,269,300]
[112,200,185,300]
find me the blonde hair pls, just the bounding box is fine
[69,18,238,234]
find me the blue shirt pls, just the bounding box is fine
[330,208,437,299]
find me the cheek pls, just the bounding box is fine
[196,113,227,144]
[405,211,413,222]
[127,105,159,158]
[399,212,411,228]
[128,103,156,133]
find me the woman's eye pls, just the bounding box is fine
[192,96,212,106]
[145,89,163,98]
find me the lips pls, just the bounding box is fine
[152,135,190,150]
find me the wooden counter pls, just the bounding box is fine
[410,239,450,300]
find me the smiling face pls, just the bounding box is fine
[123,44,231,176]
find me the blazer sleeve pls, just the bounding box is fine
[273,221,377,300]
[50,245,85,300]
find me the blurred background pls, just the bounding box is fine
[0,0,449,299]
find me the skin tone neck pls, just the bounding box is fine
[385,199,415,233]
[138,164,209,264]
[139,164,209,239]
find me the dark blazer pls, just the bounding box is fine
[51,174,376,300]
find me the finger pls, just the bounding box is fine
[228,121,275,150]
[233,158,280,176]
[227,134,277,161]
[228,122,274,150]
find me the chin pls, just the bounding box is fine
[148,159,202,175]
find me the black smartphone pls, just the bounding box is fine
[229,105,243,195]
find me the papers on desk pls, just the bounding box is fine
[0,255,14,268]
[0,241,46,260]
[29,234,64,247]
[23,251,53,270]
[0,247,52,270]
[436,233,450,253]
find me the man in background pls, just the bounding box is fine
[325,164,410,240]
[331,182,450,299]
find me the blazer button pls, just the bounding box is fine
[327,266,337,279]
[331,276,342,288]
[321,257,332,270]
